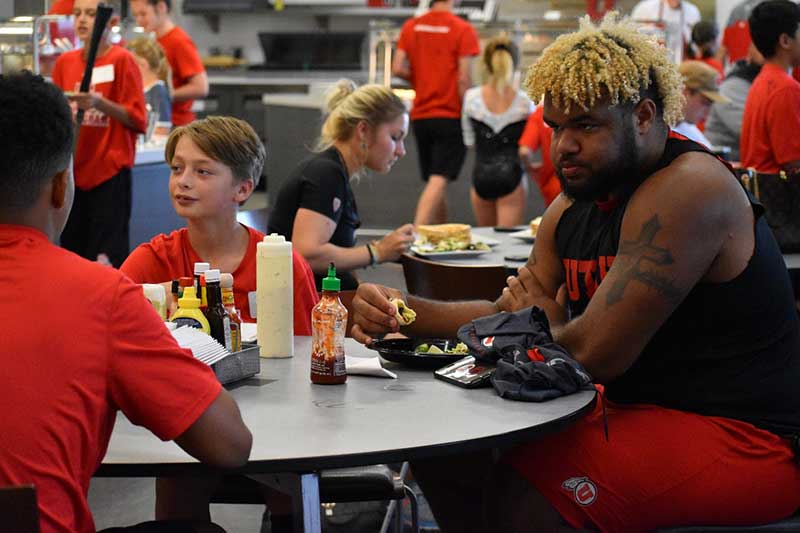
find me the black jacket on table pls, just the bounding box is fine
[554,136,800,437]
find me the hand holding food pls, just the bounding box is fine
[375,224,415,263]
[390,298,416,326]
[350,283,406,345]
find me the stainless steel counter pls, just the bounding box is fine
[207,69,369,86]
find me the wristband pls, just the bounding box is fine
[366,243,378,266]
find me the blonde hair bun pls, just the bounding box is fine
[324,79,358,115]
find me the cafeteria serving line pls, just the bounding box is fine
[5,0,800,531]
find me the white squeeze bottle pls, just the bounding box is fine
[256,233,294,358]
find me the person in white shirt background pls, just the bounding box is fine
[632,0,701,61]
[673,60,730,148]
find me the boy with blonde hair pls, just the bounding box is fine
[121,115,318,334]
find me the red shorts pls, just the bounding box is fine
[506,396,800,532]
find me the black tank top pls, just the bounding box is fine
[555,137,800,436]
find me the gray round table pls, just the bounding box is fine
[97,336,596,530]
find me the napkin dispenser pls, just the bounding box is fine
[212,343,261,385]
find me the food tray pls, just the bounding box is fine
[212,343,261,385]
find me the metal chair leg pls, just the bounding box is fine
[404,484,419,533]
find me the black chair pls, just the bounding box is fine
[211,464,419,533]
[0,484,40,533]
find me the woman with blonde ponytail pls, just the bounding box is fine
[462,36,534,226]
[127,37,173,123]
[268,79,415,290]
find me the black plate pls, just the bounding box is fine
[367,338,466,369]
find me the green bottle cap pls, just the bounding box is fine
[321,262,340,292]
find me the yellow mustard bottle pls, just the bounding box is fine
[170,286,211,334]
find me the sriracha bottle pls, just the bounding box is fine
[311,263,347,384]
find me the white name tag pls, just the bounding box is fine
[248,291,257,316]
[91,64,115,85]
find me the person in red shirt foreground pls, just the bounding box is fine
[0,71,251,533]
[349,13,800,531]
[518,106,561,207]
[121,116,319,335]
[740,0,800,174]
[130,0,208,126]
[52,0,146,268]
[392,0,480,225]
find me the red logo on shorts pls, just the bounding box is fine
[562,476,598,506]
[482,336,495,347]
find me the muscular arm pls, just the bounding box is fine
[349,283,499,344]
[498,194,571,322]
[548,155,748,383]
[349,197,571,344]
[174,389,252,468]
[172,71,209,102]
[392,48,411,80]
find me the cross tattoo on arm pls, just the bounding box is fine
[606,215,683,306]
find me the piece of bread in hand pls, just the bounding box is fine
[529,216,542,236]
[390,298,416,326]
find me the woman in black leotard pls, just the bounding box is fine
[461,37,534,226]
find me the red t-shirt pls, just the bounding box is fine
[0,224,221,533]
[157,26,205,126]
[519,107,561,207]
[740,63,800,172]
[47,0,73,13]
[120,226,319,334]
[722,20,751,64]
[397,10,480,120]
[52,46,146,191]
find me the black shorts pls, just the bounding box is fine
[412,118,466,181]
[60,167,132,267]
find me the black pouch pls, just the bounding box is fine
[737,168,800,253]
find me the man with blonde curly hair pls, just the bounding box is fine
[349,13,800,531]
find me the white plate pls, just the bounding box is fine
[413,233,500,248]
[509,229,536,243]
[473,233,500,246]
[410,246,491,259]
